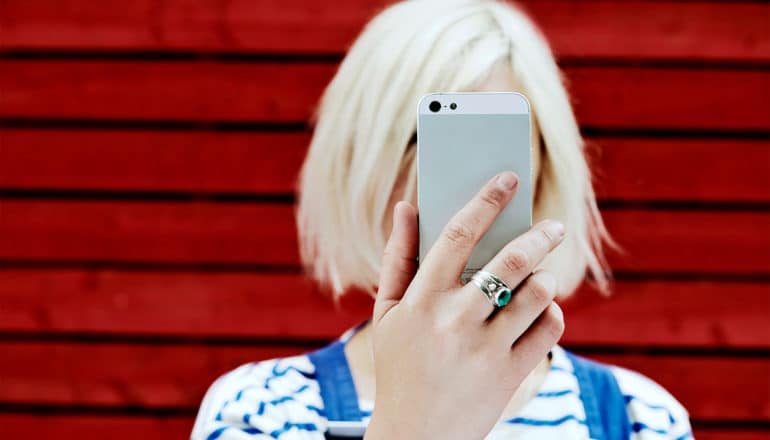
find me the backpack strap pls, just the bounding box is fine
[307,339,367,438]
[564,350,632,440]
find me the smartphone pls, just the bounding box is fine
[417,92,532,281]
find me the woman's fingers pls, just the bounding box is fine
[374,201,419,325]
[487,270,558,347]
[505,302,565,386]
[483,218,565,293]
[418,171,519,291]
[458,219,564,323]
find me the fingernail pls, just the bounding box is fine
[546,220,565,240]
[551,302,564,320]
[496,171,518,191]
[394,201,404,216]
[390,202,404,232]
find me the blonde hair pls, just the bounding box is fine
[296,0,614,302]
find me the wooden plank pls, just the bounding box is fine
[520,1,770,63]
[0,415,764,440]
[0,269,768,349]
[0,0,390,54]
[0,414,191,439]
[601,208,770,274]
[0,201,767,274]
[0,342,312,409]
[3,129,770,203]
[0,341,765,421]
[0,342,313,409]
[562,280,770,349]
[696,431,770,440]
[1,61,768,130]
[566,66,770,131]
[0,129,311,194]
[588,353,770,423]
[0,200,301,265]
[591,137,770,203]
[0,269,372,341]
[1,1,767,62]
[0,61,334,123]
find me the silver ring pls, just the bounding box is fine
[470,270,514,307]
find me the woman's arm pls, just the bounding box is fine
[365,171,566,440]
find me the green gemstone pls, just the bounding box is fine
[496,288,512,306]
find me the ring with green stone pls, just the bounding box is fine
[469,270,514,307]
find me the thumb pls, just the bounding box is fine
[373,200,418,325]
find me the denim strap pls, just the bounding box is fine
[565,350,632,440]
[307,339,363,422]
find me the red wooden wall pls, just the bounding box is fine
[1,1,769,438]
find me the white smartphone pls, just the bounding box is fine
[417,92,532,281]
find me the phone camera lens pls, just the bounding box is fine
[429,101,441,112]
[450,102,457,110]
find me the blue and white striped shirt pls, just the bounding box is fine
[191,320,693,439]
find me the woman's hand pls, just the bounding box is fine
[365,171,566,440]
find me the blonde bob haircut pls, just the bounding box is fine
[296,0,614,302]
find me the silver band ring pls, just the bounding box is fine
[470,270,514,307]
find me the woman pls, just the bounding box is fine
[192,0,693,438]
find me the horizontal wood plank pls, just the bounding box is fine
[692,431,770,440]
[566,66,770,131]
[0,0,390,54]
[519,1,770,63]
[562,280,770,349]
[0,61,334,123]
[0,414,764,440]
[0,129,311,194]
[589,354,770,423]
[0,342,313,409]
[1,201,768,274]
[0,200,301,265]
[3,129,769,203]
[1,1,767,62]
[601,208,770,274]
[0,270,371,341]
[1,269,768,349]
[0,341,766,421]
[0,414,192,439]
[590,137,770,203]
[1,61,768,130]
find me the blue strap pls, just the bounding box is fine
[307,339,363,422]
[565,350,631,440]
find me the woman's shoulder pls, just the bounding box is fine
[190,352,327,440]
[607,361,693,439]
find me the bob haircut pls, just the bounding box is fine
[296,0,614,302]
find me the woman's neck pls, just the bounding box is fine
[343,319,552,420]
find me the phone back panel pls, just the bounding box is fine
[417,93,532,277]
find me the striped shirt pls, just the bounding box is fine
[191,320,693,439]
